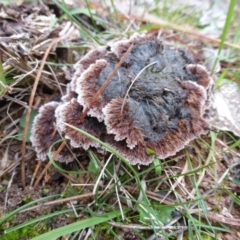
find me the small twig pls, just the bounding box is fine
[21,37,61,188]
[89,3,240,50]
[133,10,240,50]
[47,64,64,95]
[114,159,125,221]
[33,161,51,189]
[121,61,157,114]
[20,191,104,213]
[57,170,78,183]
[0,162,20,178]
[163,161,190,202]
[80,43,134,122]
[33,140,66,189]
[30,161,42,188]
[124,185,174,205]
[0,152,34,177]
[93,154,113,195]
[4,169,16,211]
[216,138,240,158]
[109,221,188,230]
[4,95,27,108]
[198,212,240,227]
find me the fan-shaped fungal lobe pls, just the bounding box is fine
[55,98,105,150]
[103,134,153,165]
[31,33,212,165]
[61,83,78,102]
[31,102,60,160]
[71,47,107,91]
[102,98,145,149]
[30,101,83,162]
[76,59,109,121]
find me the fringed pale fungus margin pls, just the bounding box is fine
[31,34,212,165]
[30,102,84,162]
[55,98,105,150]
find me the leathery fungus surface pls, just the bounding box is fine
[31,34,212,165]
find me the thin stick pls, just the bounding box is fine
[21,38,60,188]
[109,221,188,230]
[33,140,66,189]
[33,161,51,189]
[30,161,42,188]
[20,191,104,213]
[121,61,157,114]
[93,154,113,195]
[80,43,134,122]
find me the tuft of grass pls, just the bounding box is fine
[52,0,101,45]
[31,209,129,240]
[0,58,7,97]
[211,0,237,74]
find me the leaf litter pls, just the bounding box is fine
[0,0,240,239]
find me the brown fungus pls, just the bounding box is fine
[76,59,109,121]
[103,134,153,165]
[55,98,105,150]
[30,102,60,160]
[31,34,212,165]
[30,101,84,162]
[71,47,107,91]
[61,83,78,103]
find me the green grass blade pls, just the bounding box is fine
[0,194,60,225]
[211,0,236,74]
[48,139,88,175]
[61,123,150,202]
[31,209,129,240]
[57,123,161,228]
[52,0,101,45]
[0,57,6,96]
[5,208,80,234]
